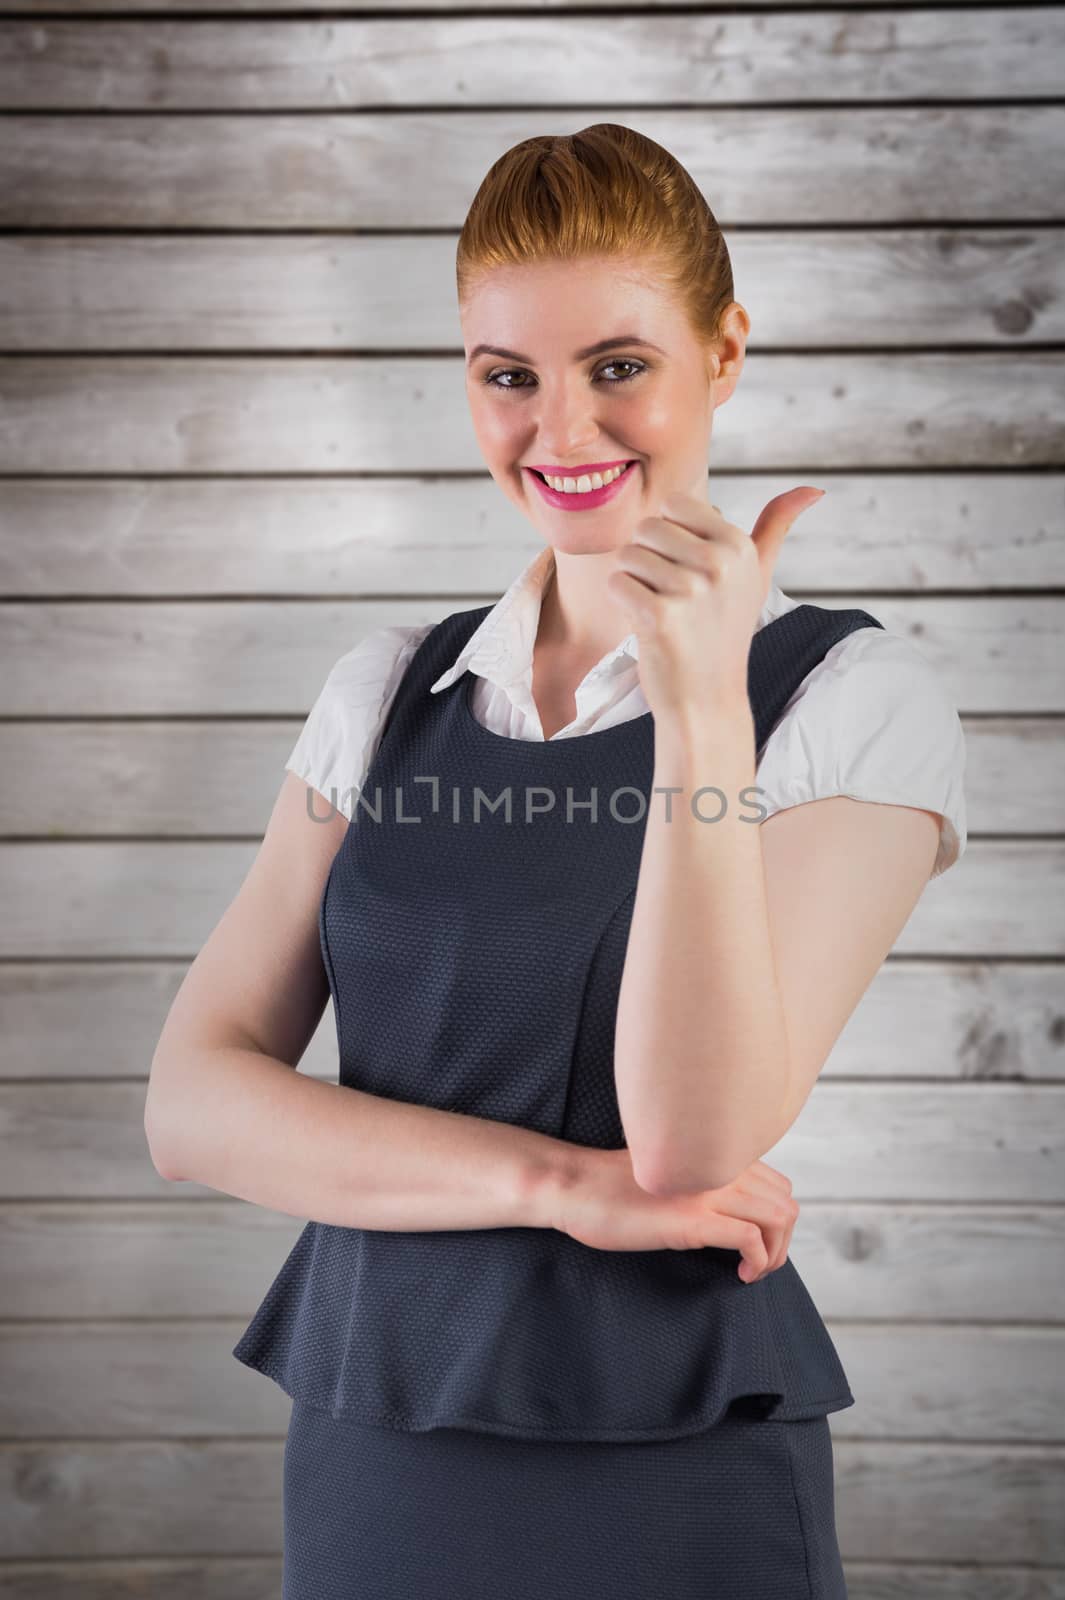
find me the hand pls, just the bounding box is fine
[604,486,826,725]
[553,1148,799,1283]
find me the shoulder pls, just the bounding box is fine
[756,607,968,880]
[316,620,432,708]
[285,621,433,814]
[793,619,962,733]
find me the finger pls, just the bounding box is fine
[721,1178,799,1277]
[606,566,662,622]
[765,1210,798,1277]
[697,1209,764,1273]
[747,1160,794,1197]
[656,498,748,557]
[775,1210,799,1272]
[697,1188,790,1278]
[749,487,825,592]
[731,1166,789,1201]
[683,1206,770,1278]
[725,1166,794,1212]
[729,1164,786,1209]
[632,514,736,564]
[765,1190,800,1273]
[615,539,694,596]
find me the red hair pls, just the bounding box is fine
[456,123,735,348]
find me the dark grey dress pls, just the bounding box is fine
[233,599,879,1597]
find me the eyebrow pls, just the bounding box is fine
[467,335,666,366]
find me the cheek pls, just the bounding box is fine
[468,390,505,434]
[632,393,679,444]
[475,409,524,466]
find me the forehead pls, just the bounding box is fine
[461,257,679,344]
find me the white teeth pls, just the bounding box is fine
[544,463,628,494]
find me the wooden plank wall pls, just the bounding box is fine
[1,1,1063,1593]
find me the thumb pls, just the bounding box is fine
[749,487,826,593]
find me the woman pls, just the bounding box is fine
[146,125,966,1597]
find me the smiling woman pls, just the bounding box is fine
[460,258,749,621]
[204,122,968,1600]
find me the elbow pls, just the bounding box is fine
[631,1146,744,1199]
[144,1061,193,1183]
[149,1153,186,1184]
[144,1109,187,1183]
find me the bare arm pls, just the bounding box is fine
[144,771,586,1233]
[616,712,941,1197]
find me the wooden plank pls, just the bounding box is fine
[831,1442,1065,1564]
[0,598,1056,716]
[0,0,1023,10]
[1,1079,1062,1200]
[827,1324,1065,1441]
[5,230,1062,353]
[770,1077,1065,1202]
[0,1560,1058,1600]
[0,1320,1060,1442]
[3,474,1062,595]
[1,109,1060,227]
[0,13,1057,109]
[0,841,1056,959]
[1,715,1057,838]
[3,958,1063,1085]
[0,961,312,1080]
[0,1562,282,1600]
[4,1200,1062,1322]
[798,1204,1065,1323]
[0,1438,285,1560]
[840,1575,1065,1600]
[829,955,1065,1084]
[962,720,1065,836]
[0,1434,1061,1563]
[0,1564,1058,1600]
[4,355,1061,473]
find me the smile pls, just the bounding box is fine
[526,460,639,511]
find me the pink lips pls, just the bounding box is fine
[526,459,638,511]
[527,459,633,476]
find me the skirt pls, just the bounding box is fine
[281,1396,849,1599]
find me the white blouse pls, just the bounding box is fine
[287,544,968,880]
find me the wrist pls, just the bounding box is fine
[517,1138,593,1233]
[654,696,754,774]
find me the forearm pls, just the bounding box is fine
[615,701,792,1194]
[146,1045,585,1233]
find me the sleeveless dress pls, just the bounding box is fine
[233,599,884,1599]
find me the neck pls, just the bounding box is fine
[535,546,635,662]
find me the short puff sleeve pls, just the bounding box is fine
[285,622,432,817]
[754,626,967,880]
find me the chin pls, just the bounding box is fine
[544,527,630,558]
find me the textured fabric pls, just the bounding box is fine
[281,1396,848,1599]
[233,599,878,1442]
[285,543,967,877]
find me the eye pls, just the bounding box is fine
[483,359,646,392]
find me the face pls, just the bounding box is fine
[461,255,748,556]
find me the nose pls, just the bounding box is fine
[528,385,602,465]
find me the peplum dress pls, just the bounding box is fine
[232,576,967,1600]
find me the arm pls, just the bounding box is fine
[605,485,954,1198]
[144,771,583,1233]
[616,705,941,1196]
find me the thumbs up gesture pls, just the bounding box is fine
[605,486,826,727]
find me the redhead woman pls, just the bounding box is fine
[146,124,966,1598]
